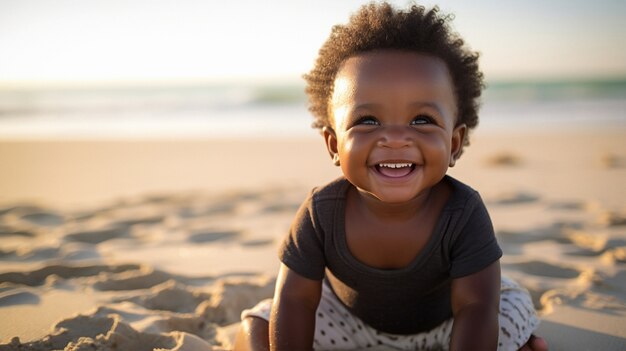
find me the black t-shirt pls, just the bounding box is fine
[279,175,502,334]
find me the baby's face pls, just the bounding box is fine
[324,50,466,204]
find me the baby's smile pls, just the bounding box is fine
[374,162,416,178]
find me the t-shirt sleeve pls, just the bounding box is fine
[449,193,502,278]
[278,191,326,280]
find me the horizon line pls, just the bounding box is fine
[2,74,626,91]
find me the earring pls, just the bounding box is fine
[333,154,340,166]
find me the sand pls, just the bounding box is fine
[0,128,625,350]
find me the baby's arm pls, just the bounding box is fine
[450,260,501,351]
[270,263,322,351]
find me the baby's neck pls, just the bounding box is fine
[351,184,443,222]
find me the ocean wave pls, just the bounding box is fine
[1,79,624,119]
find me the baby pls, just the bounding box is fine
[234,2,547,351]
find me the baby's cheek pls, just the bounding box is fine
[420,134,451,164]
[338,140,368,178]
[342,139,370,164]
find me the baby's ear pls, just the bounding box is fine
[322,126,340,166]
[449,124,467,167]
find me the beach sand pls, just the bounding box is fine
[0,129,625,350]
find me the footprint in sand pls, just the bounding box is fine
[0,290,40,306]
[497,222,581,246]
[4,247,62,261]
[0,248,16,259]
[62,248,101,261]
[188,230,240,244]
[19,211,65,227]
[241,238,274,247]
[111,215,165,227]
[503,260,582,279]
[65,226,130,244]
[484,152,523,167]
[497,229,550,245]
[547,200,588,211]
[490,191,540,205]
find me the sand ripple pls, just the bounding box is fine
[0,188,298,349]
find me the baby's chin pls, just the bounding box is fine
[355,186,424,205]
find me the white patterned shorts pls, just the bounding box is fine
[241,276,539,351]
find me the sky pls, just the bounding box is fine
[1,0,625,86]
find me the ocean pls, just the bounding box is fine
[0,79,624,139]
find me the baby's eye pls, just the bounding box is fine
[355,116,380,126]
[410,115,435,126]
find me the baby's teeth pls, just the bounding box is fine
[379,163,412,168]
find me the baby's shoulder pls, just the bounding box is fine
[310,177,351,202]
[442,175,482,207]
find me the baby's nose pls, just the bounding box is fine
[376,126,414,148]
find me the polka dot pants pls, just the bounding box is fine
[241,276,539,351]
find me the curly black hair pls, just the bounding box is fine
[304,2,484,148]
